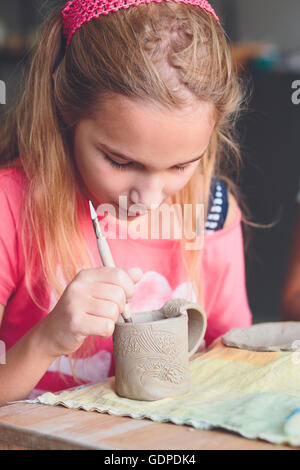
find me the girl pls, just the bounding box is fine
[0,0,252,405]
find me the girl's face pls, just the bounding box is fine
[73,93,216,218]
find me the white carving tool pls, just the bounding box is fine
[89,200,133,323]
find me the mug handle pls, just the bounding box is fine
[161,299,207,357]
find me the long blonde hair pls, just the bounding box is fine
[0,1,246,380]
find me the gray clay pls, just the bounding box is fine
[222,322,300,352]
[113,298,207,401]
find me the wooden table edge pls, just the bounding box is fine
[0,406,113,450]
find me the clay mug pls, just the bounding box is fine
[113,298,207,401]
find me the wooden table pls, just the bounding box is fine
[0,401,295,450]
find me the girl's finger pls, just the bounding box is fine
[89,282,126,311]
[81,314,116,338]
[84,298,120,322]
[75,267,141,299]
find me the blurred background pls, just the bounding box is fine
[0,0,300,324]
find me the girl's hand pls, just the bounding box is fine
[38,267,143,358]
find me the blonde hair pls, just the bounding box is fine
[0,2,247,383]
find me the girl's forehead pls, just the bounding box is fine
[90,94,216,131]
[86,101,215,152]
[75,95,216,167]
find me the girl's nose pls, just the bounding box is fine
[129,177,164,211]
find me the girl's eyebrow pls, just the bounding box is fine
[98,143,207,165]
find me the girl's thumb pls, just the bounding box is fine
[127,267,143,282]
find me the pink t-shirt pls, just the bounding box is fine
[0,167,252,397]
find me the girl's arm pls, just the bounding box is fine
[0,266,142,406]
[0,303,57,406]
[280,208,300,321]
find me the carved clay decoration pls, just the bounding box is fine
[113,298,207,401]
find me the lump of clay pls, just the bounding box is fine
[222,322,300,352]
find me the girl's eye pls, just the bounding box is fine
[174,166,187,172]
[103,152,189,172]
[103,153,133,170]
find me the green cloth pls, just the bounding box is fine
[22,342,300,447]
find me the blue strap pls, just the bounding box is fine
[205,177,228,233]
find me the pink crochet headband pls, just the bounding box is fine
[62,0,220,50]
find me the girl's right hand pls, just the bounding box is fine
[38,267,143,358]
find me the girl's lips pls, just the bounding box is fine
[117,204,148,217]
[124,211,148,218]
[106,199,167,218]
[128,209,148,216]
